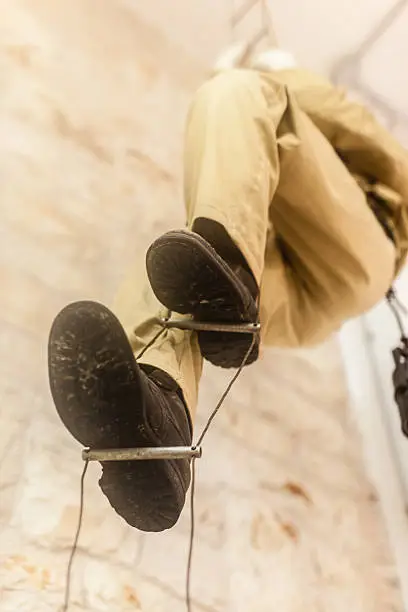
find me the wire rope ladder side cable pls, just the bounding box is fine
[61,317,260,612]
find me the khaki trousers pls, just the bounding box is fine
[114,69,395,421]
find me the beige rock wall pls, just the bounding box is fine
[0,1,402,611]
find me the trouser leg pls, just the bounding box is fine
[113,258,203,420]
[259,108,396,347]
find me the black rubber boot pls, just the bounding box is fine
[48,301,192,532]
[146,230,260,368]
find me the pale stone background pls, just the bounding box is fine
[0,1,405,611]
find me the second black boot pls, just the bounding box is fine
[146,229,260,368]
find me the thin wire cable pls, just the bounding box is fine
[62,459,89,612]
[185,334,257,611]
[62,324,259,612]
[186,458,197,612]
[197,336,257,446]
[135,325,167,361]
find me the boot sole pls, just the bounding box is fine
[146,230,259,368]
[48,300,188,532]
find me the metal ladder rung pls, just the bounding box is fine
[82,446,202,462]
[160,318,260,334]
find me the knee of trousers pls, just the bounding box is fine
[260,249,396,349]
[341,238,396,316]
[297,233,397,345]
[259,294,340,349]
[303,256,396,345]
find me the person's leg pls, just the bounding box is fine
[49,69,292,534]
[147,66,395,354]
[259,109,396,347]
[183,69,285,285]
[113,257,203,418]
[49,67,288,533]
[147,69,293,367]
